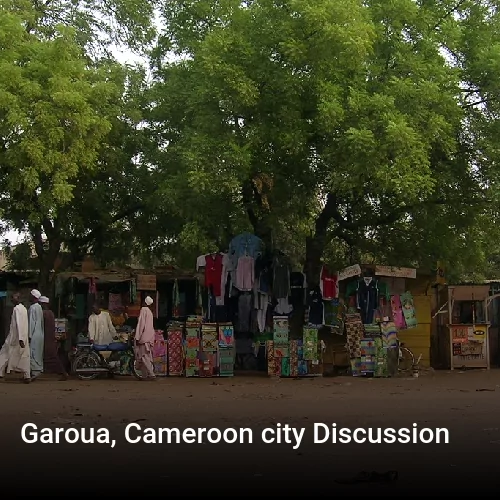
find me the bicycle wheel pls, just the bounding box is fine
[73,352,101,380]
[398,347,415,373]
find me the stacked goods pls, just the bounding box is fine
[166,324,183,376]
[218,323,235,377]
[153,330,167,376]
[200,323,218,377]
[185,319,201,377]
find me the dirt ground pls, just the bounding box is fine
[1,369,499,494]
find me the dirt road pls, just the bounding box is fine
[1,370,499,494]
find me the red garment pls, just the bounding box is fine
[204,253,223,296]
[320,266,338,299]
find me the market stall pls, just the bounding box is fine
[447,285,490,370]
[340,265,419,377]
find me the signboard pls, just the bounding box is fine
[451,324,489,369]
[136,274,156,291]
[338,264,362,281]
[375,266,416,279]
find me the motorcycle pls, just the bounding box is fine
[72,332,146,381]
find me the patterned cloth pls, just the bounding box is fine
[153,330,166,358]
[201,324,218,351]
[360,339,376,372]
[380,321,398,347]
[199,352,216,377]
[373,336,388,377]
[390,295,406,329]
[400,292,418,329]
[266,340,281,376]
[345,313,364,359]
[303,327,319,361]
[185,325,200,377]
[324,298,344,330]
[219,347,234,376]
[218,323,234,347]
[289,340,299,377]
[167,329,183,376]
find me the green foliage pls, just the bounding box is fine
[149,0,500,278]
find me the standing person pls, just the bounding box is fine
[28,289,44,380]
[88,302,116,345]
[0,293,31,383]
[134,296,156,381]
[39,296,68,381]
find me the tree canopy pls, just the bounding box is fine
[2,0,500,286]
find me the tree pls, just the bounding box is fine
[150,0,500,282]
[0,0,157,291]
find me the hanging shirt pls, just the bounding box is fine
[356,278,379,324]
[320,266,339,299]
[235,256,255,291]
[228,232,264,271]
[307,288,324,326]
[204,253,223,297]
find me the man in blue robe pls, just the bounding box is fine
[28,289,44,380]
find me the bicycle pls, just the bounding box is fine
[397,340,422,374]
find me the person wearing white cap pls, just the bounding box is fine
[133,296,156,381]
[40,296,68,380]
[0,293,31,383]
[28,289,44,380]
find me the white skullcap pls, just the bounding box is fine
[39,296,49,303]
[145,296,153,306]
[31,289,41,299]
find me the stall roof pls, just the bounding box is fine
[57,271,133,283]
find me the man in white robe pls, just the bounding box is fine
[134,296,156,381]
[29,289,44,380]
[88,303,117,345]
[0,292,31,383]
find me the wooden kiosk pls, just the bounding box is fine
[448,285,490,370]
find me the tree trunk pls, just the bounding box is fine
[242,178,274,251]
[31,221,62,295]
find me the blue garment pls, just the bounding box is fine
[29,303,44,377]
[228,232,263,271]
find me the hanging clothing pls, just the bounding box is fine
[401,292,418,329]
[29,302,44,378]
[172,279,181,317]
[204,253,223,297]
[275,297,292,315]
[255,254,272,293]
[0,304,30,379]
[216,253,231,305]
[228,232,264,271]
[108,293,122,312]
[88,311,116,345]
[237,293,253,332]
[196,254,206,271]
[307,288,324,326]
[290,272,307,307]
[42,308,66,375]
[374,298,393,323]
[356,277,379,324]
[320,266,339,299]
[255,295,270,333]
[390,295,406,329]
[88,278,97,295]
[134,306,155,378]
[129,279,137,304]
[273,254,290,299]
[235,256,255,291]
